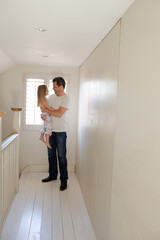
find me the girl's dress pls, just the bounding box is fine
[40,112,52,135]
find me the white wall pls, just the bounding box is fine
[76,22,120,240]
[0,50,14,74]
[77,0,160,240]
[0,64,79,172]
[110,0,160,239]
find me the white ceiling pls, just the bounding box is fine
[0,0,134,72]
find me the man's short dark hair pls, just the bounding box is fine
[52,77,65,89]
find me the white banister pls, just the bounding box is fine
[0,109,22,232]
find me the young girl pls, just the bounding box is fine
[37,85,52,149]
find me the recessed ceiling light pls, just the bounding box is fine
[36,28,46,32]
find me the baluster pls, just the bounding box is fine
[0,112,5,230]
[11,108,22,192]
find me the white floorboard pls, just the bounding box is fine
[40,180,52,240]
[0,173,97,240]
[51,181,63,240]
[60,190,75,240]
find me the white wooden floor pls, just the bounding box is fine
[0,173,97,240]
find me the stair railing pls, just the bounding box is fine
[0,108,22,231]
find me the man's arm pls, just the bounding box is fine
[41,106,67,118]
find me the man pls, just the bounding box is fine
[41,77,69,191]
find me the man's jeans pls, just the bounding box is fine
[48,132,68,181]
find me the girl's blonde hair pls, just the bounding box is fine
[37,85,47,107]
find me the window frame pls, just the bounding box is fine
[23,73,70,131]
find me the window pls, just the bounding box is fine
[25,78,44,125]
[24,74,70,129]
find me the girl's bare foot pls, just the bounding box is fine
[46,141,52,149]
[45,134,51,149]
[40,135,45,142]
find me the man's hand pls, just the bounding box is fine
[46,106,67,118]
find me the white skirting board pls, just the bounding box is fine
[20,164,75,174]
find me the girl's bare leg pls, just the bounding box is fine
[45,134,52,149]
[40,133,45,142]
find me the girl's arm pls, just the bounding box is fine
[43,99,55,111]
[41,100,64,117]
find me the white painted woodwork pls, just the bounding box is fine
[77,21,120,240]
[40,178,52,240]
[77,0,160,239]
[60,189,75,240]
[11,108,22,192]
[1,134,18,150]
[109,1,160,239]
[11,108,22,133]
[51,181,63,240]
[0,115,3,231]
[16,173,40,240]
[2,135,19,223]
[0,109,21,232]
[0,173,97,240]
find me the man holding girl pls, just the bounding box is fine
[40,77,69,191]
